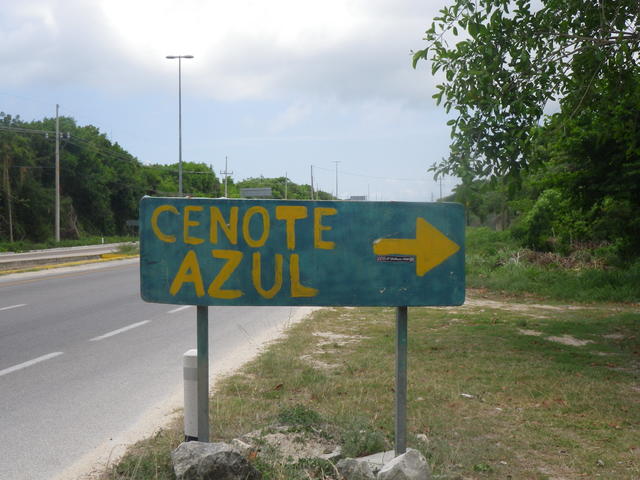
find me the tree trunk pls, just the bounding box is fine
[2,150,13,243]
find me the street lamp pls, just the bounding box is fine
[166,55,194,196]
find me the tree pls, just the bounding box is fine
[413,0,640,180]
[536,70,640,253]
[1,115,35,242]
[237,177,334,200]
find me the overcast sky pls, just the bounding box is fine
[0,0,458,201]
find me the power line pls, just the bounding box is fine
[219,156,233,197]
[311,164,433,183]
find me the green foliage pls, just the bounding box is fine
[103,428,179,480]
[446,177,513,228]
[537,74,640,255]
[415,1,640,257]
[512,189,564,250]
[116,242,140,255]
[237,176,334,200]
[338,415,389,458]
[414,0,640,180]
[0,112,222,244]
[0,235,136,253]
[276,404,323,432]
[466,227,640,302]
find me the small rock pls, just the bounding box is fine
[358,450,396,474]
[231,438,254,457]
[415,434,429,444]
[377,449,431,480]
[336,458,376,480]
[171,441,261,480]
[596,459,605,467]
[319,445,343,462]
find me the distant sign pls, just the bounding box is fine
[239,187,272,198]
[139,197,464,307]
[349,196,367,201]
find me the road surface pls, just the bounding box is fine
[0,259,309,479]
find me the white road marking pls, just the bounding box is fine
[168,306,191,314]
[0,304,27,312]
[89,320,150,342]
[0,352,64,378]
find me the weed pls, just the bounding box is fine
[116,242,140,255]
[339,417,389,458]
[277,404,323,432]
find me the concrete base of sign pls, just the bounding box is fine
[359,450,396,470]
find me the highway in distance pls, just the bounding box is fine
[0,259,305,479]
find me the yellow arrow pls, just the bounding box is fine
[372,217,460,276]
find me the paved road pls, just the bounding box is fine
[0,259,304,479]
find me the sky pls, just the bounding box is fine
[0,0,458,202]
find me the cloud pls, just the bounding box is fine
[0,0,441,106]
[0,0,144,91]
[268,102,313,133]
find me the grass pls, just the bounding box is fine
[102,296,640,479]
[116,242,140,255]
[466,227,640,303]
[0,235,137,253]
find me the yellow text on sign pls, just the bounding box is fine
[169,249,319,300]
[152,204,337,300]
[151,204,337,250]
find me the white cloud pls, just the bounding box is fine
[268,102,313,133]
[0,0,441,106]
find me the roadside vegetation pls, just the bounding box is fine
[0,235,137,253]
[466,228,640,304]
[0,113,332,246]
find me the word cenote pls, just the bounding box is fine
[150,204,338,300]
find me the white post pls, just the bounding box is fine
[183,349,198,441]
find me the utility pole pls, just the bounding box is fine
[219,156,233,197]
[166,55,194,196]
[55,104,60,242]
[284,172,288,199]
[310,165,315,200]
[335,162,339,199]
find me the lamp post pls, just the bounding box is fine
[166,55,194,196]
[55,104,60,242]
[332,160,341,200]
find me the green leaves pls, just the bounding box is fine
[411,49,427,69]
[413,0,640,183]
[0,113,222,242]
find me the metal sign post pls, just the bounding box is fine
[196,305,209,442]
[395,306,408,456]
[139,197,464,450]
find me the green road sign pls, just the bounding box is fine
[139,197,465,307]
